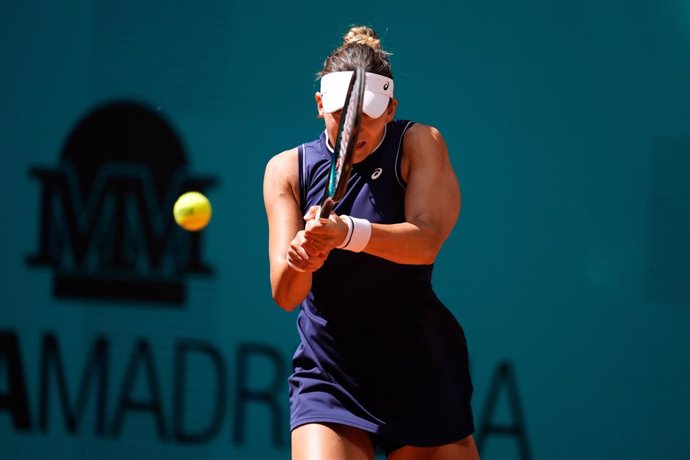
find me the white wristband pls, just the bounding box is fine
[336,216,354,249]
[339,216,371,253]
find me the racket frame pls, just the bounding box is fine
[319,67,366,219]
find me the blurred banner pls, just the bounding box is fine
[1,1,689,459]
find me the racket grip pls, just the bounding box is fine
[319,199,335,219]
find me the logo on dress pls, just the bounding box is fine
[371,168,383,180]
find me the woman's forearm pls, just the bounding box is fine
[364,221,444,265]
[270,263,312,311]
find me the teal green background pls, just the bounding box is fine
[2,1,690,459]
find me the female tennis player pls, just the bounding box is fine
[263,26,479,460]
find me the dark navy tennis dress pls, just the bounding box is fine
[290,119,474,454]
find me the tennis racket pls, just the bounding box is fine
[319,66,366,219]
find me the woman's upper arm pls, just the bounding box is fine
[263,148,302,273]
[402,124,461,246]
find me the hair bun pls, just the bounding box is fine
[343,26,382,50]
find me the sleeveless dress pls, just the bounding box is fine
[289,119,474,451]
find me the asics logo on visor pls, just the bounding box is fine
[383,82,390,90]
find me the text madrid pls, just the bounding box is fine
[1,330,530,451]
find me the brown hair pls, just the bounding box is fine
[318,26,393,79]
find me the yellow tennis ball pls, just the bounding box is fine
[173,191,212,231]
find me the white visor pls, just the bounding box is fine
[320,71,394,119]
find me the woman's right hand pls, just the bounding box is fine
[303,205,349,253]
[286,230,328,272]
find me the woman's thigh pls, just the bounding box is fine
[388,435,479,460]
[291,422,375,460]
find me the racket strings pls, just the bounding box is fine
[333,81,361,188]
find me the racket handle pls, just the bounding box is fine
[319,199,335,219]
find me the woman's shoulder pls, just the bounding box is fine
[403,122,445,143]
[264,147,299,181]
[402,122,447,157]
[399,122,450,180]
[266,146,298,166]
[265,132,329,179]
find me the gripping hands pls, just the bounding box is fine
[285,206,349,272]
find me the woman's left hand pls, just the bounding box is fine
[303,205,349,253]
